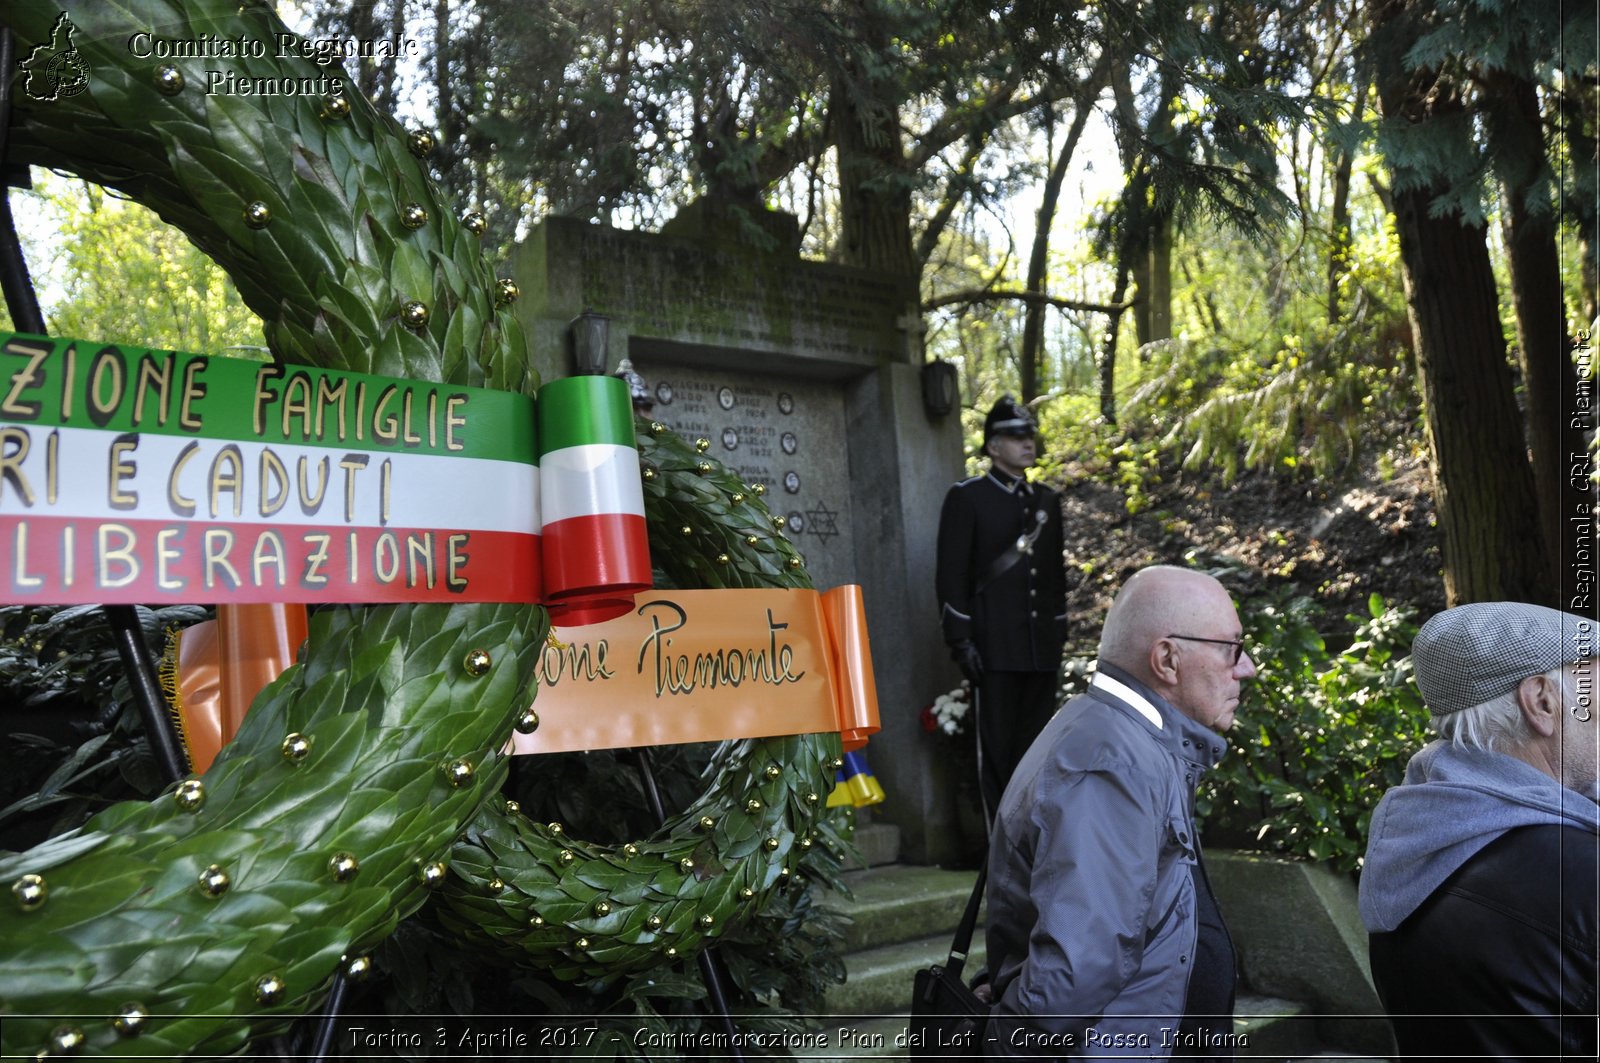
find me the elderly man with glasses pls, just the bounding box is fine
[984,564,1256,1058]
[1360,602,1599,1062]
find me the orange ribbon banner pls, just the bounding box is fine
[514,586,880,755]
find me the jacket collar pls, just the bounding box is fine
[1088,660,1228,767]
[986,468,1030,495]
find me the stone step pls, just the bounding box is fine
[822,932,988,1016]
[829,864,981,953]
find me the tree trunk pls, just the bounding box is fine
[1373,0,1552,606]
[831,76,918,280]
[1020,80,1102,401]
[1147,212,1172,343]
[1098,265,1132,425]
[1489,71,1586,591]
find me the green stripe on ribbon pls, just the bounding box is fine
[537,375,635,455]
[0,332,535,463]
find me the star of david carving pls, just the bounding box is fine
[804,502,840,543]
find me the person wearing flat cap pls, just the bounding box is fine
[935,395,1068,822]
[1359,602,1599,1062]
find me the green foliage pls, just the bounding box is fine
[16,177,265,354]
[0,604,207,847]
[1198,589,1430,874]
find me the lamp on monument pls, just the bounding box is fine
[920,358,958,418]
[569,309,611,376]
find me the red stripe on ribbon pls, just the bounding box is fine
[542,511,651,625]
[0,515,541,604]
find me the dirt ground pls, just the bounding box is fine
[1050,441,1446,650]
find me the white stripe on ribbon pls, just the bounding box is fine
[540,442,646,525]
[0,424,539,532]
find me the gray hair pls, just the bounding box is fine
[1433,664,1565,753]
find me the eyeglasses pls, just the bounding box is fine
[1167,633,1248,665]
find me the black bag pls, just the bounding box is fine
[908,866,989,1058]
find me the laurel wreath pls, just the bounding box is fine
[0,1,837,1056]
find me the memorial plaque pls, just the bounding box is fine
[633,360,854,590]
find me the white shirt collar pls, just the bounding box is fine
[1090,668,1163,729]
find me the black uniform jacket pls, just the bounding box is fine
[1369,822,1599,1063]
[935,470,1067,674]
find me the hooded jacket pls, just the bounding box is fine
[1360,741,1600,1060]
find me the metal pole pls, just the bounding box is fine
[631,748,746,1061]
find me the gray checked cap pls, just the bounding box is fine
[1412,601,1597,715]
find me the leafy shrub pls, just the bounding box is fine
[1198,589,1430,874]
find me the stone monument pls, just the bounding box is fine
[510,200,973,863]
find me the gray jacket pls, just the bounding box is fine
[985,662,1229,1058]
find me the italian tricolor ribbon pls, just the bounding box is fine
[0,333,649,622]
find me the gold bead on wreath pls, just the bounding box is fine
[574,937,591,950]
[488,878,505,893]
[154,65,184,95]
[112,1003,148,1037]
[243,201,272,229]
[407,128,436,157]
[716,553,731,565]
[771,515,787,531]
[400,202,428,229]
[646,914,663,930]
[680,525,694,537]
[731,493,745,505]
[49,1026,86,1054]
[418,861,448,889]
[254,973,286,1006]
[593,900,611,917]
[695,438,711,453]
[558,849,576,864]
[198,864,231,897]
[462,648,491,676]
[697,461,714,475]
[504,799,522,816]
[321,94,351,120]
[745,798,763,813]
[763,837,781,852]
[649,421,666,435]
[514,707,540,734]
[528,914,545,927]
[548,822,565,835]
[679,856,694,872]
[443,758,474,787]
[461,210,488,236]
[622,843,639,858]
[329,852,360,883]
[746,535,761,546]
[173,778,206,812]
[400,300,430,330]
[281,732,312,762]
[641,463,657,482]
[764,764,783,780]
[751,482,767,496]
[698,815,716,830]
[740,886,756,900]
[12,873,46,911]
[495,277,519,305]
[344,955,374,981]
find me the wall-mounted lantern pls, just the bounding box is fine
[920,358,958,418]
[569,309,611,376]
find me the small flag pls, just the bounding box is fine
[538,375,652,626]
